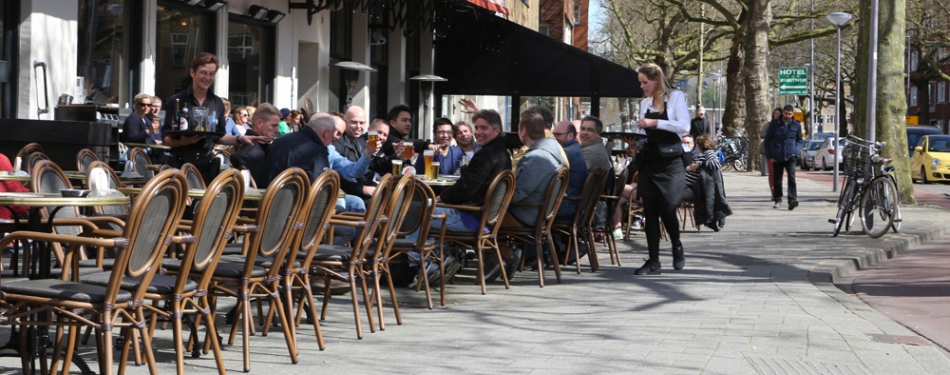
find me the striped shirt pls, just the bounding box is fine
[685,149,721,185]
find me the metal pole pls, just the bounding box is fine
[907,35,911,109]
[866,0,880,142]
[833,26,842,192]
[809,0,815,137]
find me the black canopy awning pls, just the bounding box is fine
[433,7,643,99]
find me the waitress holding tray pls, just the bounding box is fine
[162,52,267,183]
[626,63,691,276]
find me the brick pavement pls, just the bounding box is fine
[3,171,950,374]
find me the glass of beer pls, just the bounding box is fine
[368,131,379,151]
[402,141,414,161]
[392,160,402,176]
[428,161,440,179]
[423,150,434,178]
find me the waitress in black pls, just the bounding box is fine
[628,63,691,275]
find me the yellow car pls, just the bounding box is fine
[911,134,950,184]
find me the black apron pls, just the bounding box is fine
[636,103,686,204]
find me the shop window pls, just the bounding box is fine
[78,0,128,105]
[227,20,274,107]
[155,3,212,100]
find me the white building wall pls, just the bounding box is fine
[18,0,79,120]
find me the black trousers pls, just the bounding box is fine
[638,157,685,261]
[771,159,797,203]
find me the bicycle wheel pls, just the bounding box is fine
[833,179,856,237]
[860,177,898,238]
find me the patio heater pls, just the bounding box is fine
[334,61,376,109]
[827,11,852,192]
[410,74,448,137]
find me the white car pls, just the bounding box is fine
[814,138,844,170]
[800,140,824,170]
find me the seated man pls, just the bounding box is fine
[265,114,362,245]
[324,112,377,213]
[552,120,588,219]
[406,109,512,283]
[453,121,479,166]
[230,103,281,186]
[414,117,464,175]
[491,108,566,280]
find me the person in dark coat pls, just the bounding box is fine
[121,93,156,144]
[763,105,804,210]
[230,103,281,187]
[690,106,709,139]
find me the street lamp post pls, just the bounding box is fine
[827,12,852,193]
[334,61,376,109]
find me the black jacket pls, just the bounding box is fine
[440,136,512,206]
[121,112,154,144]
[264,126,330,187]
[230,129,270,187]
[692,167,732,226]
[690,116,708,139]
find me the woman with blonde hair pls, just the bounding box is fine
[624,63,690,275]
[232,106,249,136]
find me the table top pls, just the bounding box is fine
[416,175,458,186]
[62,171,147,182]
[117,187,263,201]
[0,192,130,206]
[124,142,171,150]
[0,174,30,182]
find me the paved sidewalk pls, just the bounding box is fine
[4,171,950,374]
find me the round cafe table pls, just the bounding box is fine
[0,173,30,182]
[124,142,171,151]
[415,175,458,187]
[117,187,264,201]
[0,191,131,374]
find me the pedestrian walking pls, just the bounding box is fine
[759,108,783,195]
[763,105,804,210]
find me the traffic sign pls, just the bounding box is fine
[779,67,808,96]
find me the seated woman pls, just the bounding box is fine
[0,154,29,220]
[683,135,719,202]
[611,145,640,236]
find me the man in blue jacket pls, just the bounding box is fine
[764,105,804,210]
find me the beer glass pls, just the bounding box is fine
[392,160,402,176]
[428,161,440,179]
[402,141,414,161]
[368,131,379,151]
[423,150,434,178]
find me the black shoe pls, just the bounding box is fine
[503,248,522,281]
[483,255,502,282]
[444,256,461,282]
[672,245,685,271]
[634,259,661,275]
[788,200,799,211]
[705,221,720,232]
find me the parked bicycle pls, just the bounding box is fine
[830,135,902,238]
[718,135,748,171]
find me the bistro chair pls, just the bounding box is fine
[440,170,516,295]
[210,167,308,373]
[310,174,393,339]
[366,173,414,330]
[31,160,124,271]
[391,181,448,308]
[499,168,569,287]
[15,142,44,160]
[280,170,340,351]
[0,168,189,375]
[27,152,50,172]
[181,162,206,190]
[76,148,100,173]
[553,168,606,273]
[126,168,245,375]
[127,148,155,180]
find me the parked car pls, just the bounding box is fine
[910,134,950,183]
[799,139,824,170]
[808,133,835,141]
[906,125,943,157]
[814,138,843,170]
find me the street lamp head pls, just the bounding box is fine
[826,12,852,27]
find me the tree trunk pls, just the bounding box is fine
[742,0,771,172]
[853,0,915,204]
[722,41,746,138]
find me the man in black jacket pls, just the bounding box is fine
[690,106,708,139]
[231,103,281,186]
[263,114,335,187]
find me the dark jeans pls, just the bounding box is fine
[771,159,797,203]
